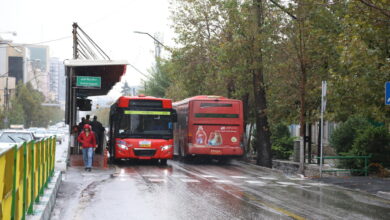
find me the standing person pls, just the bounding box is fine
[85,115,91,125]
[91,116,105,154]
[70,125,79,154]
[77,124,97,171]
[78,117,86,135]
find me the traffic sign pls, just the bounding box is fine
[76,76,101,89]
[386,82,390,105]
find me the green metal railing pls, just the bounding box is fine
[316,155,372,176]
[0,137,56,220]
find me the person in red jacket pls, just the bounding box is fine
[77,124,97,171]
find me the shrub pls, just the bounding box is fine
[351,126,390,168]
[335,123,390,173]
[271,124,294,160]
[329,116,371,153]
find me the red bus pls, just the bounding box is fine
[173,96,244,161]
[108,95,177,165]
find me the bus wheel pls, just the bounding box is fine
[160,159,167,166]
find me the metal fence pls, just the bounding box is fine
[0,137,56,220]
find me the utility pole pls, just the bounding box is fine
[72,23,79,59]
[69,22,78,130]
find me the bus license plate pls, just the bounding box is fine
[210,149,222,155]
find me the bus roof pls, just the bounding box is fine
[173,95,240,106]
[115,95,173,108]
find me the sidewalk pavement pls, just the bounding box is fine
[249,158,390,200]
[317,176,390,200]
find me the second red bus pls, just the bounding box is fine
[173,96,244,161]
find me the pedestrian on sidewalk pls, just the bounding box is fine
[77,124,97,171]
[78,117,86,135]
[91,116,105,154]
[85,114,91,125]
[70,125,79,154]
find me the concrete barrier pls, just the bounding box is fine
[26,171,62,220]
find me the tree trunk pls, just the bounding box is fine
[297,0,307,138]
[253,0,272,168]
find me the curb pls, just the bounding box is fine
[26,171,62,220]
[377,191,390,201]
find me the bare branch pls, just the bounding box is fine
[358,0,390,18]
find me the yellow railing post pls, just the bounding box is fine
[0,145,13,220]
[28,141,35,214]
[0,137,57,219]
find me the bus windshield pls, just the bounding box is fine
[118,110,173,139]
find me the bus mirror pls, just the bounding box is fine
[172,109,178,123]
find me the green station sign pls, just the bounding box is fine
[76,76,101,88]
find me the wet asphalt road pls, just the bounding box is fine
[51,160,390,220]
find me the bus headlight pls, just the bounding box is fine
[117,144,128,150]
[161,145,172,151]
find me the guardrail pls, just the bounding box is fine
[316,155,372,176]
[0,137,56,220]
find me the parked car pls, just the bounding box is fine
[0,130,37,151]
[47,129,65,144]
[33,128,49,140]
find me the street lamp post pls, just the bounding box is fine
[133,31,169,51]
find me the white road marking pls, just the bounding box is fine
[171,174,187,178]
[288,177,305,181]
[148,178,166,183]
[277,182,298,186]
[180,179,200,183]
[230,176,248,179]
[245,180,266,185]
[213,179,232,183]
[142,174,159,177]
[201,175,216,178]
[259,176,277,180]
[306,182,329,186]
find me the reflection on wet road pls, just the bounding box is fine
[52,160,390,220]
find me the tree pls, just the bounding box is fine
[8,98,25,125]
[251,0,272,167]
[142,60,172,98]
[7,82,62,128]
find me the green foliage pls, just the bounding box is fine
[141,0,390,166]
[142,61,172,98]
[270,124,294,160]
[6,82,64,128]
[8,98,25,125]
[331,116,390,171]
[351,126,390,168]
[329,116,371,154]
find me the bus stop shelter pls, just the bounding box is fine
[64,59,128,167]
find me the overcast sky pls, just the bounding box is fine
[0,0,176,98]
